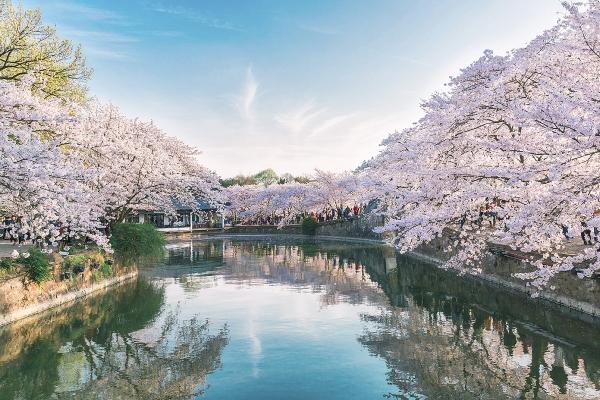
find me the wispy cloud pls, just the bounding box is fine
[85,47,130,61]
[63,29,139,43]
[54,2,125,23]
[148,3,243,31]
[234,66,259,120]
[275,101,327,133]
[310,113,357,137]
[146,30,185,38]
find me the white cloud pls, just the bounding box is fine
[275,100,326,133]
[148,3,243,31]
[54,2,124,23]
[62,29,139,43]
[85,47,130,60]
[310,113,357,137]
[235,66,259,120]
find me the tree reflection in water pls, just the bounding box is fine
[59,311,229,400]
[0,278,229,400]
[2,238,599,399]
[184,238,599,400]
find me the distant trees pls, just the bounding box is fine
[225,170,367,225]
[220,169,310,187]
[0,0,91,103]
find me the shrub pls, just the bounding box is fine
[64,254,87,268]
[0,258,15,270]
[110,223,165,264]
[20,249,50,283]
[100,261,112,277]
[301,217,319,236]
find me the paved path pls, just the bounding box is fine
[0,240,32,257]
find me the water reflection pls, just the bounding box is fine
[165,238,600,399]
[0,278,229,400]
[1,238,599,399]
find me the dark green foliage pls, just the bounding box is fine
[100,261,112,277]
[0,258,15,269]
[110,223,165,264]
[64,254,86,269]
[21,249,51,283]
[301,217,319,236]
[220,169,312,187]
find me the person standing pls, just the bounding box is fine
[581,221,593,245]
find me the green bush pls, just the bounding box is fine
[110,223,165,264]
[64,254,87,268]
[301,217,319,236]
[62,254,87,276]
[0,258,15,270]
[21,249,51,283]
[100,261,112,277]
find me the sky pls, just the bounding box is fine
[21,0,565,178]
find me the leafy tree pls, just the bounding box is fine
[0,0,91,103]
[253,168,279,185]
[220,174,257,187]
[220,170,312,187]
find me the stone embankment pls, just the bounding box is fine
[0,253,137,327]
[0,271,137,327]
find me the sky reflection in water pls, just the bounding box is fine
[1,238,599,399]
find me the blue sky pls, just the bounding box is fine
[22,0,565,177]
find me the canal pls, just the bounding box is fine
[0,237,599,399]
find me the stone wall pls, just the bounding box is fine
[0,253,137,326]
[314,214,385,240]
[225,224,302,235]
[410,235,600,318]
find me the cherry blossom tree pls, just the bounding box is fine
[0,78,105,246]
[67,102,223,226]
[225,170,368,226]
[0,78,222,248]
[365,0,600,288]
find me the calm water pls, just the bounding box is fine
[1,238,600,399]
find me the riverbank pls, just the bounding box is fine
[0,270,137,327]
[166,218,600,322]
[0,250,138,327]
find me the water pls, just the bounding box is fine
[1,237,599,400]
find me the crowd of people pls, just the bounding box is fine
[231,204,367,226]
[459,198,503,229]
[458,198,600,248]
[0,217,28,245]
